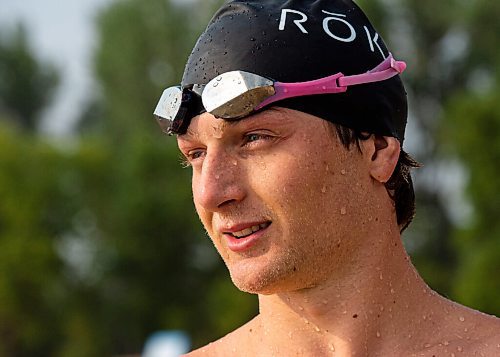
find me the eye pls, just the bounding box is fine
[243,132,272,145]
[188,150,205,160]
[180,149,206,167]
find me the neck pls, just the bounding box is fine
[255,229,437,356]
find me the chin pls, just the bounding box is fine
[229,273,280,295]
[226,256,307,295]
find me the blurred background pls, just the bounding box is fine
[0,0,498,355]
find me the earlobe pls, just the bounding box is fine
[367,136,401,183]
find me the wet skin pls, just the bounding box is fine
[177,107,386,295]
[177,108,500,356]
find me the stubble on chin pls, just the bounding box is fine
[225,247,314,295]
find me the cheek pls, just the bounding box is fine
[191,178,212,231]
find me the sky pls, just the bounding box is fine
[0,0,114,135]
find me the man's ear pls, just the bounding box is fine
[362,135,401,183]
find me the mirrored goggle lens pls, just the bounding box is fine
[154,86,184,135]
[202,71,275,119]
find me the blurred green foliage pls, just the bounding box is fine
[0,25,59,131]
[0,0,498,355]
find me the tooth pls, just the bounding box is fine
[241,228,253,236]
[251,225,260,233]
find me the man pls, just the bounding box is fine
[154,0,500,355]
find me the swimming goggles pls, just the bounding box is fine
[153,54,406,135]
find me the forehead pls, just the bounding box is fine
[178,107,300,142]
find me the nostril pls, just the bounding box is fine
[218,198,239,209]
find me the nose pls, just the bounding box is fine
[193,150,245,212]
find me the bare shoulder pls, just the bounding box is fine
[182,318,259,356]
[461,309,500,354]
[440,303,500,356]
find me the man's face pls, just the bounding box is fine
[177,108,375,294]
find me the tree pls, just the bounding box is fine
[440,0,500,315]
[0,25,59,131]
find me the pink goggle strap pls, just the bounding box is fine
[256,54,406,111]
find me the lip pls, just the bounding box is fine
[221,221,271,252]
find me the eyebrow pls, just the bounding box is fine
[179,107,288,139]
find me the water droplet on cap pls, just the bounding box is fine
[340,207,347,215]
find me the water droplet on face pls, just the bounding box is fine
[329,344,335,352]
[457,346,463,352]
[376,331,381,338]
[443,341,449,346]
[341,169,346,175]
[459,316,465,322]
[215,174,220,180]
[322,299,328,305]
[314,326,320,332]
[298,306,304,311]
[340,207,347,215]
[321,185,327,193]
[379,273,383,280]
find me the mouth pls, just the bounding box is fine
[227,222,271,239]
[222,221,272,252]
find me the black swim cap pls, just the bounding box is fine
[182,0,408,142]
